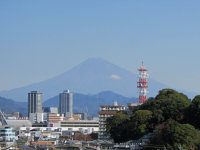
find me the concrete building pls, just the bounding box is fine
[98,102,125,140]
[0,127,15,148]
[47,113,64,127]
[43,107,58,121]
[28,91,43,123]
[59,90,73,118]
[43,107,58,114]
[29,113,44,123]
[6,120,32,128]
[59,120,99,133]
[18,119,99,134]
[28,91,42,115]
[73,113,87,120]
[127,103,139,111]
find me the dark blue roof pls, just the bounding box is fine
[20,146,33,149]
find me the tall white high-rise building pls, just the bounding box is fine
[59,90,73,118]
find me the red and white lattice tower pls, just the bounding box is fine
[137,62,149,104]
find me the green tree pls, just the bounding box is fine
[140,89,191,123]
[185,95,200,129]
[150,119,200,150]
[106,111,130,143]
[130,110,153,140]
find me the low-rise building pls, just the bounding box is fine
[60,120,99,133]
[0,126,15,148]
[73,113,87,120]
[47,113,64,127]
[43,107,58,121]
[6,119,32,128]
[29,113,44,123]
[127,103,139,111]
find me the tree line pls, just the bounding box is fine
[106,89,200,150]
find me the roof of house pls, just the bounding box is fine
[32,141,53,146]
[98,111,117,115]
[127,103,139,106]
[100,105,125,108]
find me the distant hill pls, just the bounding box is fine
[0,96,27,116]
[0,91,137,117]
[43,91,138,116]
[0,58,170,102]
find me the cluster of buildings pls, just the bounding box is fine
[0,90,101,148]
[0,89,138,149]
[28,90,73,123]
[0,63,149,149]
[26,90,100,133]
[0,91,133,149]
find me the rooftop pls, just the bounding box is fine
[100,105,125,108]
[6,120,32,127]
[32,141,53,146]
[98,111,117,115]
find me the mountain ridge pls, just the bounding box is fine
[43,90,138,116]
[0,90,138,117]
[0,96,27,116]
[0,58,187,102]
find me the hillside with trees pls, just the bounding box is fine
[106,89,200,150]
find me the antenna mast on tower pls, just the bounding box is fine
[137,61,149,104]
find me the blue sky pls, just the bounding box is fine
[0,0,200,94]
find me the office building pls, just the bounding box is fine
[28,91,43,122]
[59,90,73,118]
[98,102,125,140]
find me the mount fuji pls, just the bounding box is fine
[0,58,180,102]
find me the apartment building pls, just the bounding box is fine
[98,102,125,140]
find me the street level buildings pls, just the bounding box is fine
[60,120,99,133]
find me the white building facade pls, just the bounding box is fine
[98,103,125,140]
[0,127,15,148]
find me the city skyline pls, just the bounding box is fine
[1,1,200,94]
